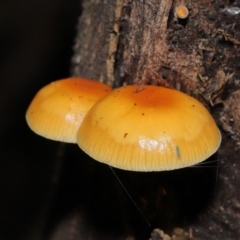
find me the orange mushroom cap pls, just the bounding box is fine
[26,77,112,143]
[175,6,189,19]
[77,85,221,171]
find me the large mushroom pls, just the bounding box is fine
[77,85,221,171]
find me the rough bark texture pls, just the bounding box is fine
[48,0,240,239]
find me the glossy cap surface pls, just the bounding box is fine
[26,78,112,143]
[77,85,221,171]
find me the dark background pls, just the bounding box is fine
[0,1,80,239]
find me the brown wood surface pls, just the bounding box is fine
[49,0,240,239]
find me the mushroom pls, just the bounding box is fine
[77,85,221,171]
[26,77,112,143]
[175,6,189,19]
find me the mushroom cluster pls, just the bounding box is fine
[26,78,221,171]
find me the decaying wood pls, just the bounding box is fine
[55,0,240,239]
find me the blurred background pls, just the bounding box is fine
[0,1,80,239]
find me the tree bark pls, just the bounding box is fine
[49,0,240,239]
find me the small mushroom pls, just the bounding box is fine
[77,85,221,171]
[26,77,112,143]
[175,6,189,19]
